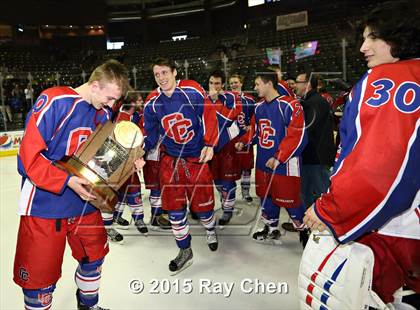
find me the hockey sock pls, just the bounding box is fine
[168,209,191,249]
[23,285,55,310]
[101,212,113,227]
[150,189,162,219]
[125,191,144,222]
[260,197,280,228]
[113,201,125,220]
[196,210,216,231]
[216,180,236,213]
[285,202,306,230]
[240,170,251,193]
[75,258,104,308]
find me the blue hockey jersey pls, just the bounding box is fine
[143,80,218,158]
[17,86,112,218]
[243,95,307,176]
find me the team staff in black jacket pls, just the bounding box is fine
[295,72,336,208]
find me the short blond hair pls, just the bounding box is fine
[89,59,130,96]
[229,74,244,83]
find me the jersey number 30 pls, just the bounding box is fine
[366,79,419,113]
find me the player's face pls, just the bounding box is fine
[136,97,144,109]
[275,68,283,80]
[287,79,296,91]
[254,77,269,98]
[360,26,399,68]
[295,74,308,97]
[91,81,122,110]
[229,77,242,92]
[153,65,177,93]
[209,76,224,92]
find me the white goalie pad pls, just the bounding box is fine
[298,232,388,310]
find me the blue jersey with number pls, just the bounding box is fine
[315,59,420,243]
[17,86,112,218]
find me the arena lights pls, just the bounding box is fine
[248,0,265,6]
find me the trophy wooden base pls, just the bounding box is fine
[56,157,118,213]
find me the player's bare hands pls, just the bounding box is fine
[68,176,96,201]
[265,157,280,170]
[134,157,146,170]
[304,204,327,232]
[235,142,245,151]
[208,88,219,101]
[199,146,214,163]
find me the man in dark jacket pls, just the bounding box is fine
[295,72,336,208]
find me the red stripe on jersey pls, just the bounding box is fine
[275,98,305,163]
[19,116,69,194]
[316,62,419,241]
[25,184,36,216]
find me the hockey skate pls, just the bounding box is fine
[106,227,124,244]
[299,228,310,249]
[252,225,282,245]
[169,248,193,275]
[217,212,232,227]
[242,189,253,203]
[112,216,130,230]
[135,218,148,235]
[76,289,109,310]
[281,222,298,232]
[206,230,218,251]
[150,214,172,231]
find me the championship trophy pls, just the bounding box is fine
[56,121,144,213]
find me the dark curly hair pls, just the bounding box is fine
[209,70,226,84]
[364,0,420,59]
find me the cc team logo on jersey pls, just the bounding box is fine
[258,119,276,149]
[33,94,48,113]
[237,112,246,129]
[19,267,29,282]
[162,112,195,144]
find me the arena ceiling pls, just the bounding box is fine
[106,0,237,22]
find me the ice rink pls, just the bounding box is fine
[1,155,303,309]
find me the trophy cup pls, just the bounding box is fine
[56,121,144,213]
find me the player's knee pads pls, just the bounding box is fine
[23,284,55,310]
[75,258,103,307]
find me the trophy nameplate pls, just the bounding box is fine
[56,121,144,213]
